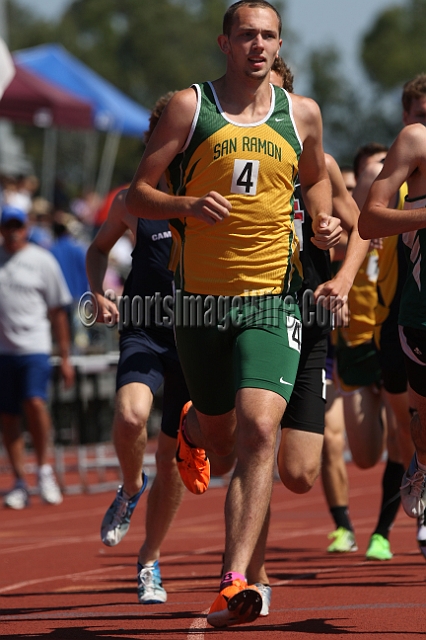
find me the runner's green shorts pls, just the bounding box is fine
[174,292,302,416]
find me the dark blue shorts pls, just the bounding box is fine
[0,354,52,415]
[117,329,190,438]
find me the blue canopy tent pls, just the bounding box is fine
[14,44,151,198]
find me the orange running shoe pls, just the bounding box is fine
[207,579,262,628]
[176,401,210,494]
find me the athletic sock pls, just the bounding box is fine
[330,506,353,532]
[38,463,53,475]
[139,560,155,568]
[220,571,246,590]
[374,458,405,539]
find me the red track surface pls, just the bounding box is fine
[1,459,425,639]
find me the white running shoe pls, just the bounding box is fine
[4,481,29,509]
[255,583,272,616]
[400,455,426,518]
[417,513,426,560]
[137,560,167,604]
[38,464,63,505]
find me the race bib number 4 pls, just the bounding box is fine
[231,159,259,196]
[287,315,302,352]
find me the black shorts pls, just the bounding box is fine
[376,238,408,394]
[399,325,426,397]
[117,329,190,438]
[281,334,328,435]
[374,282,407,394]
[377,290,407,395]
[336,339,381,392]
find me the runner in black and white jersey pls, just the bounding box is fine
[359,73,426,527]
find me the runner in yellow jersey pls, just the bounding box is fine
[126,1,337,627]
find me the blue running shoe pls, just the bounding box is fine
[137,560,167,604]
[101,472,147,546]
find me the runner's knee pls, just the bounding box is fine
[278,457,320,494]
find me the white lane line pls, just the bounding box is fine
[0,513,375,556]
[0,544,224,594]
[0,523,322,555]
[0,533,104,555]
[3,532,419,595]
[0,482,374,532]
[1,506,107,529]
[0,565,127,594]
[187,608,209,639]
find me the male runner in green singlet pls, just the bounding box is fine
[126,0,338,627]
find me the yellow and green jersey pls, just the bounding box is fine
[375,235,399,331]
[339,249,379,347]
[167,82,303,297]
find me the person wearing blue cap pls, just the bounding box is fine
[0,204,74,508]
[1,203,27,225]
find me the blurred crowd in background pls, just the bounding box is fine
[0,172,132,354]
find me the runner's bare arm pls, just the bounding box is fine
[86,190,134,324]
[292,95,334,247]
[314,154,369,310]
[352,160,386,249]
[359,124,426,238]
[125,89,231,226]
[352,161,383,211]
[49,307,75,388]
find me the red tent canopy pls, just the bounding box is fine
[0,64,93,129]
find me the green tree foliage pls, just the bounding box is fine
[7,0,226,190]
[306,46,400,165]
[6,0,288,191]
[307,46,362,160]
[54,0,287,106]
[55,0,228,108]
[361,0,426,89]
[11,0,288,110]
[7,0,56,51]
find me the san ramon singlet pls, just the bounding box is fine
[167,82,303,298]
